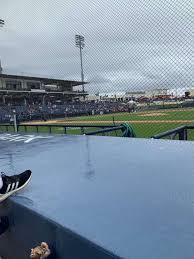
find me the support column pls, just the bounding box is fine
[42,95,46,105]
[2,95,5,104]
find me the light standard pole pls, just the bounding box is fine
[12,109,17,133]
[75,35,85,94]
[0,19,4,74]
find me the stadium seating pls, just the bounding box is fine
[0,102,129,123]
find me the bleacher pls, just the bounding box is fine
[0,102,129,123]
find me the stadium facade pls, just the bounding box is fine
[0,73,87,105]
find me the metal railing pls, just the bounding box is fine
[0,123,132,137]
[152,125,194,140]
[86,126,125,136]
[0,123,111,133]
[1,123,194,140]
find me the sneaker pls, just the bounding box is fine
[0,170,32,202]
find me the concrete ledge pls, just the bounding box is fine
[0,200,117,259]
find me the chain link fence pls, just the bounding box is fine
[0,0,193,139]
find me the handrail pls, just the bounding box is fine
[0,123,135,138]
[151,125,194,140]
[86,126,124,135]
[0,123,115,128]
[1,123,194,140]
[152,125,186,139]
[0,123,120,135]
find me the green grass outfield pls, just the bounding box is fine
[45,108,194,139]
[1,108,194,139]
[64,108,194,122]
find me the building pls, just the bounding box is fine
[99,92,126,101]
[85,94,100,102]
[145,89,169,98]
[125,91,146,99]
[0,73,87,105]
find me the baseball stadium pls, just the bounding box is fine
[21,107,194,139]
[0,1,194,258]
[0,73,194,140]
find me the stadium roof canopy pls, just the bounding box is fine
[0,73,87,87]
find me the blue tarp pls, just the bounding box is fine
[0,133,194,258]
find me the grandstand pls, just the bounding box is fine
[0,102,130,123]
[0,73,90,122]
[0,74,194,125]
[0,73,88,105]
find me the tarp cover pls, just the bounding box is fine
[0,133,194,259]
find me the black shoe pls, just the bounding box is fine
[0,170,32,202]
[0,216,9,235]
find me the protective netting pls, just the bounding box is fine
[0,0,193,139]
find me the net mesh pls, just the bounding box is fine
[0,0,193,139]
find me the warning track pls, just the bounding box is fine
[23,120,194,125]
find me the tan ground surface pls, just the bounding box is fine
[22,119,194,125]
[138,112,167,117]
[138,108,194,113]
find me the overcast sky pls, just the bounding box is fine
[0,0,193,93]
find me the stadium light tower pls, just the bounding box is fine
[75,34,85,93]
[0,19,5,74]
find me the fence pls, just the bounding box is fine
[152,125,194,140]
[2,123,194,140]
[0,123,136,138]
[0,0,192,140]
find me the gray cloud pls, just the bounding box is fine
[0,0,193,93]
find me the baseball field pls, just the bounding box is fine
[15,107,194,139]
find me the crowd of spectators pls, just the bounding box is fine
[1,98,194,123]
[0,101,132,123]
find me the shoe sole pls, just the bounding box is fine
[0,174,32,203]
